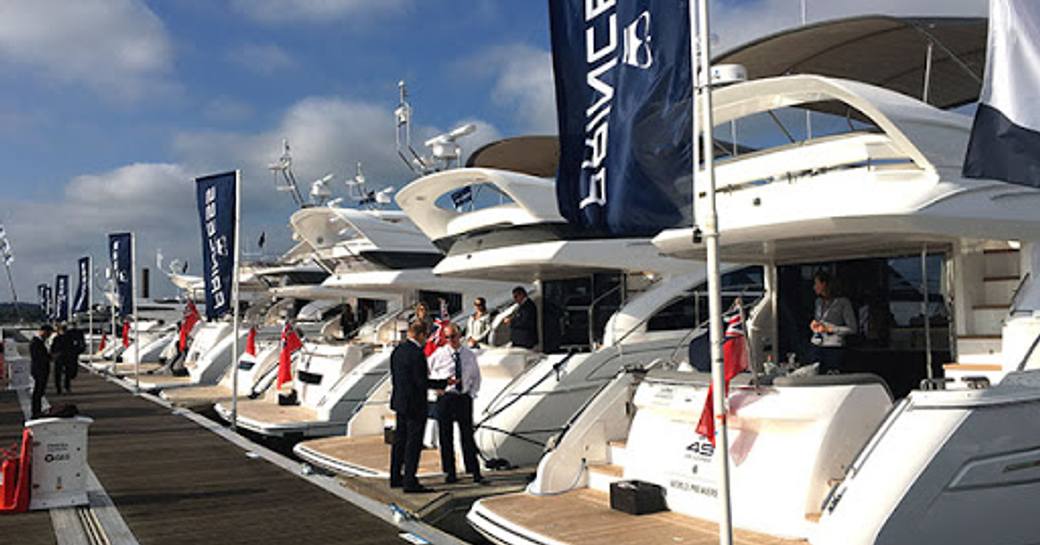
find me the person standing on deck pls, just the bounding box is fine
[505,286,538,349]
[29,324,53,418]
[808,271,857,373]
[465,297,491,349]
[389,320,432,493]
[428,323,484,484]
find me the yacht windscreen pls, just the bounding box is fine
[433,182,515,213]
[710,101,881,163]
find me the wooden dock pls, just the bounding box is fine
[0,372,422,545]
[0,389,56,545]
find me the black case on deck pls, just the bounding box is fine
[609,480,667,515]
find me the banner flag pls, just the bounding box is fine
[195,172,237,321]
[964,0,1040,186]
[37,284,49,318]
[108,233,133,318]
[73,257,90,314]
[54,274,69,322]
[549,0,693,235]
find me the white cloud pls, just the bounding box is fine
[468,44,558,134]
[0,0,174,101]
[3,163,196,300]
[230,0,410,23]
[225,43,297,75]
[2,94,503,299]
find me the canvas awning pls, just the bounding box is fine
[715,16,987,110]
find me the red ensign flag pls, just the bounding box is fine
[696,301,749,446]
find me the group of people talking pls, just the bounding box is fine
[387,286,538,493]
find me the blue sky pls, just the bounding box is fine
[0,0,986,302]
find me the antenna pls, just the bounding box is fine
[268,138,306,208]
[424,122,477,170]
[309,173,334,206]
[395,81,431,174]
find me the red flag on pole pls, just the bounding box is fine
[121,321,131,348]
[277,322,303,389]
[696,301,749,446]
[179,300,201,352]
[424,317,450,357]
[245,326,257,357]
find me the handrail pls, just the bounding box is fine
[475,348,579,430]
[587,282,626,348]
[1010,273,1031,316]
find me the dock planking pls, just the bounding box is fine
[3,372,408,545]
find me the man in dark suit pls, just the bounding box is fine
[29,324,53,418]
[506,286,538,349]
[389,321,432,493]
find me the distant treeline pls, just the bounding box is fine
[0,303,45,324]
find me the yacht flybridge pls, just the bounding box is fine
[467,67,1040,545]
[214,204,513,438]
[294,160,759,479]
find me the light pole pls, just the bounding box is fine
[0,224,20,322]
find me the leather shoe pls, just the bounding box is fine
[389,481,403,488]
[473,475,486,485]
[403,485,433,494]
[444,475,458,484]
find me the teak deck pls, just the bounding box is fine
[160,384,232,408]
[1,372,405,545]
[227,398,319,424]
[302,434,443,476]
[478,489,807,545]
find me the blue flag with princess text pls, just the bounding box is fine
[964,0,1040,186]
[73,256,90,314]
[195,171,237,321]
[37,283,49,318]
[549,0,693,236]
[109,233,133,318]
[54,274,69,322]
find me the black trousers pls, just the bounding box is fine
[54,358,75,393]
[31,369,48,417]
[436,392,480,478]
[389,412,426,488]
[809,345,846,374]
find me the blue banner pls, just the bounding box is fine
[195,171,237,321]
[37,283,49,318]
[549,0,693,235]
[108,232,133,318]
[54,274,69,322]
[73,256,90,314]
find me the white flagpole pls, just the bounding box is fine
[132,233,140,393]
[693,1,734,544]
[230,170,242,431]
[88,256,93,356]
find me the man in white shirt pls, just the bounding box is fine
[427,323,484,484]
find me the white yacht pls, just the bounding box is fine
[213,205,510,438]
[293,150,752,478]
[466,18,1040,545]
